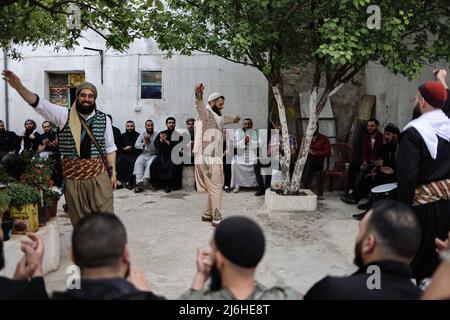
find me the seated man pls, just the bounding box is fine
[0,224,48,300]
[117,120,140,190]
[150,117,183,193]
[52,213,164,300]
[0,120,18,160]
[37,121,58,159]
[230,118,265,195]
[37,120,62,187]
[133,120,158,193]
[185,118,195,165]
[304,200,422,300]
[223,129,234,192]
[343,118,383,199]
[0,147,21,180]
[19,119,40,156]
[299,123,331,189]
[180,216,299,300]
[349,123,400,220]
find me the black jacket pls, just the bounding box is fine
[112,126,123,151]
[304,261,421,300]
[379,142,397,171]
[397,127,450,205]
[120,130,140,157]
[0,276,49,300]
[51,278,165,300]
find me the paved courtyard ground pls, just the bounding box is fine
[45,188,362,299]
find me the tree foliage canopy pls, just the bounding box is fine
[0,0,163,58]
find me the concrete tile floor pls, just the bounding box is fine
[45,188,362,299]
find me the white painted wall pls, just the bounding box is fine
[365,61,449,130]
[0,31,268,135]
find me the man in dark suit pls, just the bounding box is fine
[304,200,422,300]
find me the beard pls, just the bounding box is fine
[209,263,223,291]
[412,101,422,120]
[0,240,5,271]
[146,129,154,135]
[212,104,222,116]
[76,100,96,115]
[0,128,5,133]
[127,129,135,134]
[353,239,364,269]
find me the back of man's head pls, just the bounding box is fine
[366,200,421,262]
[72,213,127,269]
[214,216,265,269]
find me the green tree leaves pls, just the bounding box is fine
[0,0,160,58]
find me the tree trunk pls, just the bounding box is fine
[271,84,291,194]
[290,81,344,194]
[289,85,319,194]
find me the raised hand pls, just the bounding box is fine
[2,69,22,90]
[195,83,205,100]
[433,69,448,89]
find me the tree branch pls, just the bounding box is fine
[186,47,258,69]
[86,23,108,41]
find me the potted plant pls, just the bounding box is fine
[5,183,40,234]
[20,156,55,226]
[43,188,61,219]
[0,190,13,241]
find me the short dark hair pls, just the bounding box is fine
[145,119,153,125]
[186,118,195,124]
[366,200,421,260]
[42,121,51,127]
[367,118,379,126]
[72,213,127,268]
[126,120,135,125]
[243,118,253,122]
[24,119,36,128]
[166,117,176,124]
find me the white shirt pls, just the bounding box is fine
[34,98,117,154]
[233,128,262,164]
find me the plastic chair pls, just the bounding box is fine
[321,143,353,193]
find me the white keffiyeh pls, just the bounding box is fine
[403,109,450,159]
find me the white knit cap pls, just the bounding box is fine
[207,92,224,103]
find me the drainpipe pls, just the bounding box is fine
[3,51,9,128]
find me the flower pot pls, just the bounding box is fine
[48,201,58,218]
[1,219,13,241]
[11,203,39,234]
[38,206,48,226]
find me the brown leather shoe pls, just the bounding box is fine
[202,213,213,222]
[211,209,222,227]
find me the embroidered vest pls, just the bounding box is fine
[58,109,107,158]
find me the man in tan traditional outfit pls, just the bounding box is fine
[193,84,239,227]
[2,70,117,225]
